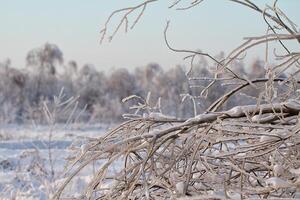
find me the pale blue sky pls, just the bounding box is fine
[0,0,299,71]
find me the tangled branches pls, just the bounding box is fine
[54,100,300,199]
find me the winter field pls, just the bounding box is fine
[0,123,112,199]
[1,1,300,199]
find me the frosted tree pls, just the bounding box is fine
[26,43,63,103]
[26,43,63,75]
[75,64,107,112]
[0,59,26,123]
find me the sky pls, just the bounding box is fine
[0,0,299,71]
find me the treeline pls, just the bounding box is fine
[0,43,268,124]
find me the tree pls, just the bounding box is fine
[55,1,300,199]
[76,64,107,112]
[26,43,63,103]
[0,59,26,123]
[26,43,63,75]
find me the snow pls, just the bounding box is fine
[148,112,176,120]
[273,164,285,177]
[0,123,108,199]
[290,168,300,175]
[265,177,292,189]
[175,181,185,194]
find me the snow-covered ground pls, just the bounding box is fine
[0,123,110,199]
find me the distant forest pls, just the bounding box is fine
[0,43,273,124]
